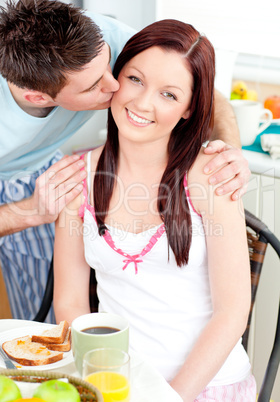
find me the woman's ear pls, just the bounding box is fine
[182,109,190,120]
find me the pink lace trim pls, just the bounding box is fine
[102,224,166,274]
[79,164,198,273]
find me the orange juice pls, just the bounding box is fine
[85,371,130,402]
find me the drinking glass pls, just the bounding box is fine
[83,348,130,402]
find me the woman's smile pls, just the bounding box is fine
[126,108,154,127]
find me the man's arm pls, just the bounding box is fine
[211,90,241,148]
[0,199,39,237]
[0,155,86,237]
[203,90,250,200]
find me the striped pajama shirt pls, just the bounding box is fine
[0,151,63,323]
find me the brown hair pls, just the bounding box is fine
[0,0,104,98]
[94,19,215,266]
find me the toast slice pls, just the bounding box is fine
[40,328,71,352]
[31,320,69,344]
[2,336,63,366]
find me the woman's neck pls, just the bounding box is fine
[118,136,169,177]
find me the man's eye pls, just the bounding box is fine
[162,91,177,100]
[89,84,99,92]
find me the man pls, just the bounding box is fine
[0,0,249,322]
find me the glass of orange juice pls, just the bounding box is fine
[83,348,130,402]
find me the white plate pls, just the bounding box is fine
[0,324,73,370]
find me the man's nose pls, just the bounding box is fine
[102,70,120,93]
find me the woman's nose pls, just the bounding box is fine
[134,90,154,112]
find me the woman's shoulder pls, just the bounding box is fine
[188,147,216,187]
[84,145,104,173]
[187,147,233,215]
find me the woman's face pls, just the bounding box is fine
[110,46,193,146]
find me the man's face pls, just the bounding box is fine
[52,43,120,111]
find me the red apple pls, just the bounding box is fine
[33,380,80,402]
[0,375,22,402]
[264,95,280,119]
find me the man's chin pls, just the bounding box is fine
[93,100,112,110]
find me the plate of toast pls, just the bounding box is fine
[0,320,73,370]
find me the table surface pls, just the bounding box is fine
[0,319,183,402]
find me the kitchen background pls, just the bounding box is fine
[0,0,279,151]
[63,0,280,155]
[0,0,279,399]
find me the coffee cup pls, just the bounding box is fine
[71,312,129,376]
[230,100,273,146]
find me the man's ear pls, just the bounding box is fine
[182,109,190,120]
[23,90,54,106]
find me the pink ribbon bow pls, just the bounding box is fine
[122,255,143,274]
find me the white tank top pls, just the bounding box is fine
[79,153,251,385]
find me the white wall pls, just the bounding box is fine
[83,0,155,30]
[155,0,280,58]
[154,0,280,97]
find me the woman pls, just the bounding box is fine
[54,20,256,401]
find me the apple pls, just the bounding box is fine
[0,375,22,402]
[264,95,280,119]
[230,92,241,100]
[33,380,80,402]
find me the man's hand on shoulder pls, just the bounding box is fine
[203,140,251,201]
[29,155,86,225]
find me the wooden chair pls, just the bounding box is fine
[243,209,280,402]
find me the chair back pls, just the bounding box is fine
[244,209,280,402]
[33,263,98,322]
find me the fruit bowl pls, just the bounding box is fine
[0,369,103,401]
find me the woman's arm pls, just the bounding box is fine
[170,151,251,401]
[53,194,91,325]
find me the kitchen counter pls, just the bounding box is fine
[241,123,280,178]
[242,149,280,178]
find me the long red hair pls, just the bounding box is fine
[94,19,215,266]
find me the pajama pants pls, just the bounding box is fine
[0,151,63,323]
[195,374,257,401]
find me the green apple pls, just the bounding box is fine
[33,379,80,402]
[0,375,22,402]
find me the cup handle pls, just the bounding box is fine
[257,108,273,134]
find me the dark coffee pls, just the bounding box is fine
[82,326,120,335]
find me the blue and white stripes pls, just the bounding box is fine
[0,151,63,323]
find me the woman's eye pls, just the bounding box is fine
[128,76,142,84]
[162,91,177,100]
